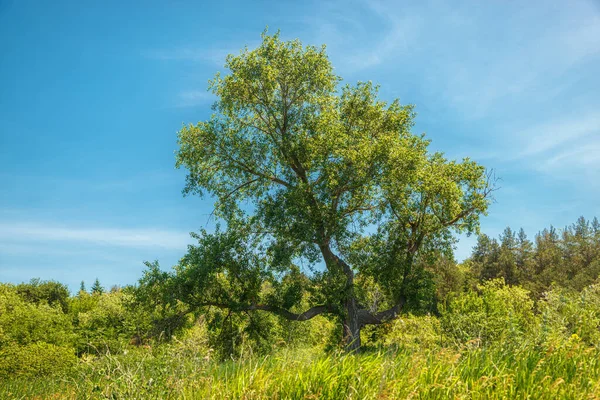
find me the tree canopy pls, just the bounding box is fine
[167,31,495,350]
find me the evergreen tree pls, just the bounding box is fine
[91,278,104,295]
[516,228,535,288]
[534,227,563,291]
[466,217,600,297]
[592,217,600,236]
[498,227,518,284]
[472,234,501,281]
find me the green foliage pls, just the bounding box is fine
[467,216,600,298]
[4,343,600,399]
[0,283,77,379]
[91,278,104,295]
[364,313,443,352]
[169,318,212,361]
[71,289,131,354]
[132,261,193,339]
[3,276,600,397]
[0,283,74,348]
[441,279,536,347]
[538,282,600,346]
[15,278,70,313]
[429,255,465,305]
[172,29,493,349]
[0,342,77,378]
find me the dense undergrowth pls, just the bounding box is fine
[2,279,600,399]
[2,331,599,399]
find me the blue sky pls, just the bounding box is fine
[1,0,599,292]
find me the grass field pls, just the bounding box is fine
[2,338,599,400]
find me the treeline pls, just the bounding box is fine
[464,216,600,296]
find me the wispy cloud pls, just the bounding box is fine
[428,3,600,119]
[0,222,193,250]
[542,142,600,170]
[341,1,422,71]
[307,0,599,118]
[471,110,600,184]
[516,113,600,159]
[175,89,215,108]
[302,0,422,73]
[143,47,232,66]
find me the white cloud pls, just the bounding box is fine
[0,222,193,250]
[340,1,422,71]
[516,113,600,159]
[471,111,600,184]
[436,9,599,118]
[545,145,600,168]
[311,0,600,118]
[175,90,215,107]
[537,138,600,180]
[302,0,422,73]
[144,47,232,66]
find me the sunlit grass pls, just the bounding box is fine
[2,339,600,399]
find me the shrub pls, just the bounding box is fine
[169,317,212,361]
[0,284,74,348]
[0,342,77,378]
[538,281,600,346]
[72,290,134,354]
[15,278,70,313]
[377,314,443,352]
[440,278,536,347]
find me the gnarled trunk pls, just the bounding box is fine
[343,296,361,351]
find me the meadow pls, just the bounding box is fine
[2,272,600,399]
[2,329,600,399]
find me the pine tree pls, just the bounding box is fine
[516,228,534,285]
[592,217,600,236]
[535,227,565,291]
[472,234,501,281]
[91,278,104,295]
[499,227,518,284]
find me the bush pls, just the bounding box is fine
[0,342,77,378]
[440,279,536,347]
[0,284,74,348]
[169,317,212,361]
[376,314,443,352]
[15,278,70,313]
[72,290,137,354]
[538,282,600,346]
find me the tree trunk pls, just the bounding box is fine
[343,296,361,352]
[318,243,362,351]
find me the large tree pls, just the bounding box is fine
[170,31,494,351]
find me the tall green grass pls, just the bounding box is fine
[2,338,599,399]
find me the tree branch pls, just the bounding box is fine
[192,302,333,321]
[357,297,406,325]
[222,178,261,201]
[251,304,333,321]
